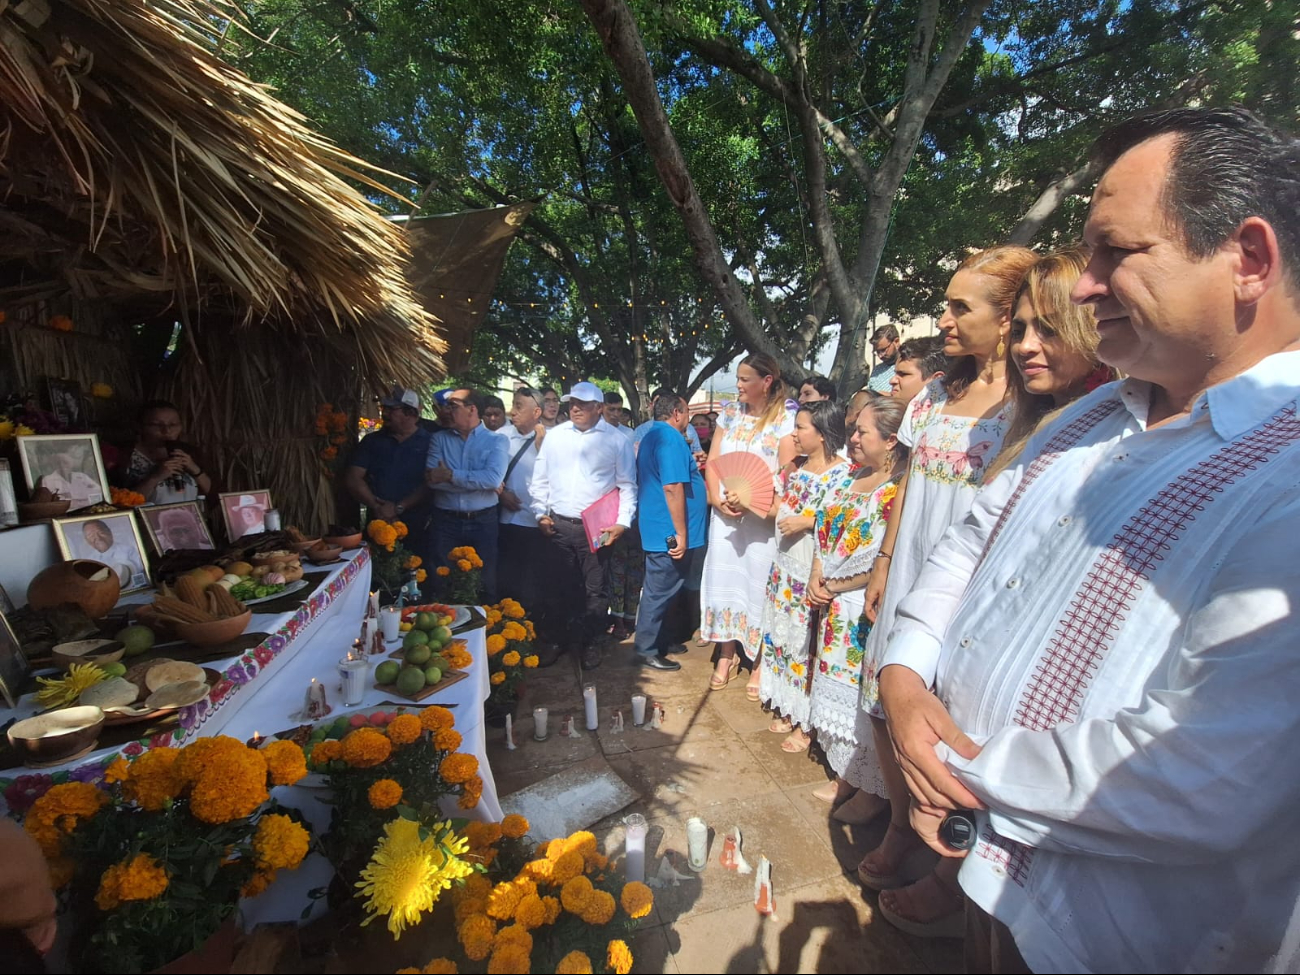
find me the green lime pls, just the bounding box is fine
[375,660,401,685]
[429,655,450,674]
[402,629,430,650]
[424,665,443,685]
[395,666,426,696]
[99,661,127,678]
[432,625,453,644]
[405,644,432,666]
[415,611,437,631]
[116,624,155,657]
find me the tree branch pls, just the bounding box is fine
[1007,158,1099,245]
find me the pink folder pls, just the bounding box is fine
[580,489,621,552]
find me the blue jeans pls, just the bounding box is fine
[429,506,500,602]
[634,549,699,657]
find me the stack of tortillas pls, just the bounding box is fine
[94,659,211,714]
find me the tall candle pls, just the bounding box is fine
[583,683,598,731]
[505,713,516,750]
[624,813,648,883]
[533,707,549,740]
[631,694,647,726]
[686,817,708,872]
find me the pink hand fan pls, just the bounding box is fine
[710,452,775,515]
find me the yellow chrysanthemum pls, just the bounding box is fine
[342,727,393,768]
[486,634,506,655]
[95,854,168,911]
[579,889,616,925]
[620,881,653,919]
[501,650,521,667]
[501,814,529,839]
[386,714,423,746]
[261,740,308,786]
[123,747,183,811]
[556,950,593,974]
[253,814,310,871]
[434,727,463,751]
[559,876,593,914]
[312,739,342,764]
[356,818,474,939]
[369,779,403,809]
[607,940,633,975]
[419,706,454,732]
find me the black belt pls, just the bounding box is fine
[437,506,498,520]
[551,513,583,524]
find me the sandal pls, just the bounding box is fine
[780,730,811,753]
[876,871,966,940]
[709,656,740,691]
[856,823,933,890]
[832,789,888,825]
[768,717,793,735]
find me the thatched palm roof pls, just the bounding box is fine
[0,0,444,383]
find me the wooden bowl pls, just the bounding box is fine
[18,500,72,522]
[306,544,343,564]
[52,638,125,671]
[323,532,363,549]
[8,706,105,766]
[173,609,252,647]
[28,559,122,619]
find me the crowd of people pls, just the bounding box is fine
[339,106,1300,972]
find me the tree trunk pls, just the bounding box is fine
[577,0,804,381]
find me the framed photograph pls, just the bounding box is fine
[138,501,214,553]
[16,433,111,511]
[53,511,152,594]
[219,490,272,542]
[0,459,16,528]
[46,377,86,430]
[0,584,29,708]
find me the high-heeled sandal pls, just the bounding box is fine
[780,730,811,753]
[709,655,740,691]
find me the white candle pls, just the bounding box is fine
[533,707,549,740]
[379,606,401,642]
[583,683,598,731]
[686,817,708,872]
[631,694,647,725]
[338,656,368,707]
[505,713,516,750]
[624,813,648,883]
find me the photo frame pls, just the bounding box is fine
[46,377,86,430]
[16,433,111,511]
[138,501,215,554]
[53,511,152,594]
[218,489,273,542]
[0,583,28,708]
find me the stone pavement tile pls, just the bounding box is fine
[486,709,599,775]
[743,732,836,790]
[628,923,680,974]
[708,683,781,736]
[519,667,583,709]
[595,691,741,756]
[662,872,952,975]
[784,785,893,868]
[603,733,781,821]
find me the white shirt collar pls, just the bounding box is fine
[1114,349,1300,441]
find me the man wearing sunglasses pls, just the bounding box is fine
[426,387,510,600]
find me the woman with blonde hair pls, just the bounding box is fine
[857,244,1038,939]
[700,352,798,694]
[984,244,1117,480]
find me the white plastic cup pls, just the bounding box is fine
[624,813,648,883]
[379,606,401,642]
[338,657,369,707]
[631,694,647,726]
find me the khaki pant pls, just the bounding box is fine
[965,900,1032,974]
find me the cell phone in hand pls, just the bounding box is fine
[665,534,678,550]
[598,530,611,547]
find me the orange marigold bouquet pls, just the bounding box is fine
[405,824,651,973]
[368,518,421,603]
[14,737,312,972]
[315,706,486,892]
[436,545,484,604]
[484,599,539,712]
[314,402,352,479]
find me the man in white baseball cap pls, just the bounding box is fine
[529,381,637,669]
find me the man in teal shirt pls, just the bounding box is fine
[633,391,707,670]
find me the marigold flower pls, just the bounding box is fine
[458,913,496,961]
[444,645,473,669]
[386,713,423,746]
[242,868,276,898]
[422,960,458,974]
[501,814,529,839]
[486,945,530,975]
[261,740,308,786]
[436,566,451,577]
[502,601,525,619]
[456,558,472,572]
[103,757,129,784]
[95,853,168,911]
[321,447,339,461]
[542,894,561,924]
[417,569,428,583]
[394,521,409,539]
[501,650,521,667]
[253,813,310,871]
[368,779,403,809]
[556,950,593,974]
[522,857,554,883]
[486,879,531,920]
[23,782,107,858]
[434,727,463,751]
[551,849,585,885]
[464,821,502,849]
[493,921,533,953]
[342,727,393,768]
[560,876,593,914]
[405,555,423,569]
[123,746,183,811]
[440,753,480,785]
[312,740,342,764]
[189,745,269,824]
[523,655,539,668]
[490,672,505,685]
[486,634,506,655]
[607,939,633,975]
[49,314,73,332]
[419,706,454,732]
[458,775,484,810]
[581,889,616,924]
[620,880,653,919]
[513,892,546,929]
[454,896,487,922]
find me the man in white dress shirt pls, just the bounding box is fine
[497,387,556,641]
[530,381,637,669]
[879,107,1300,973]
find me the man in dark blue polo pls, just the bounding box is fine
[633,391,706,670]
[344,387,434,573]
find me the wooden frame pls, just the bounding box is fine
[52,510,152,594]
[46,376,86,429]
[15,432,111,511]
[137,501,215,554]
[218,489,273,542]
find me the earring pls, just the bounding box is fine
[996,339,1006,359]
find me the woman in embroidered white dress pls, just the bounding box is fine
[700,353,797,694]
[805,394,908,822]
[856,245,1037,939]
[759,401,848,752]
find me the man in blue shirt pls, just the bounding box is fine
[345,386,432,520]
[633,386,702,456]
[426,388,510,600]
[633,391,707,670]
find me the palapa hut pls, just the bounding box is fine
[0,0,445,531]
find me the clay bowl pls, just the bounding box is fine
[52,638,125,672]
[173,609,252,647]
[289,537,321,553]
[8,706,105,766]
[27,559,121,619]
[305,544,343,564]
[323,532,363,549]
[18,500,71,522]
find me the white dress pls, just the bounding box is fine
[861,378,1013,717]
[699,400,796,660]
